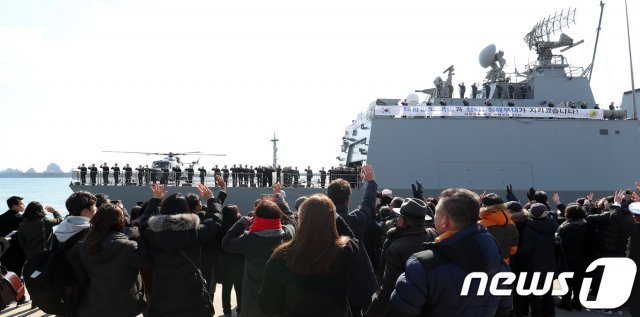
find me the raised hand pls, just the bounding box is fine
[552,193,561,205]
[273,183,283,195]
[197,183,214,200]
[506,184,513,195]
[45,206,56,213]
[586,192,594,202]
[527,187,536,202]
[635,181,640,193]
[361,165,375,182]
[151,183,167,200]
[614,190,625,205]
[411,180,424,200]
[214,175,226,191]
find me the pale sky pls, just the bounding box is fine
[1,0,638,172]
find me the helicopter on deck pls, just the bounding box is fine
[102,151,226,171]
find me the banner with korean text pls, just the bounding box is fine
[374,106,604,119]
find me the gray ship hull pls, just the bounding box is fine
[364,116,640,202]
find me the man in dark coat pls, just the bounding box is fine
[471,83,478,98]
[365,198,437,317]
[327,165,378,316]
[304,166,313,187]
[319,167,327,188]
[0,196,27,281]
[112,163,121,185]
[135,165,145,186]
[77,164,88,185]
[221,165,230,186]
[123,163,132,185]
[172,165,182,186]
[458,82,466,99]
[198,166,207,185]
[100,163,110,185]
[512,203,558,317]
[391,188,507,317]
[185,165,195,184]
[89,164,98,185]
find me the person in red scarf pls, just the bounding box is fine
[222,184,296,317]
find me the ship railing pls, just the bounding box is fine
[524,56,587,78]
[71,171,365,189]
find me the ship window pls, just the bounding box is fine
[615,130,620,134]
[352,130,358,136]
[599,129,608,135]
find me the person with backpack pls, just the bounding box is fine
[138,183,223,317]
[22,191,97,316]
[17,202,63,260]
[73,203,149,317]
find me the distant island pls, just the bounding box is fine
[0,163,70,178]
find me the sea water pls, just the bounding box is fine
[0,178,74,217]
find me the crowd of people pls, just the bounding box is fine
[76,163,361,189]
[2,165,640,317]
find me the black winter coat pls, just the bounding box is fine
[365,226,438,317]
[221,218,295,317]
[556,219,587,272]
[74,232,150,317]
[140,198,222,317]
[628,222,640,317]
[17,212,63,260]
[587,206,635,256]
[0,210,26,274]
[258,239,360,317]
[335,180,379,309]
[513,217,558,273]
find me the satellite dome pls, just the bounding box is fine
[479,44,497,68]
[406,93,419,106]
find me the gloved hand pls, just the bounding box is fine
[526,187,536,202]
[411,180,424,201]
[506,184,513,195]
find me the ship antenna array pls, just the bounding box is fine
[523,8,576,51]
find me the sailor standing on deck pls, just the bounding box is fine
[304,166,313,188]
[185,165,194,184]
[89,164,98,185]
[136,165,145,186]
[458,82,466,99]
[471,83,478,98]
[172,165,182,186]
[112,163,121,186]
[222,165,230,185]
[508,84,515,99]
[320,167,327,188]
[144,165,150,185]
[100,163,110,185]
[161,167,169,185]
[77,163,87,185]
[198,166,207,185]
[123,164,132,185]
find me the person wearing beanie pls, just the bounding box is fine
[478,193,519,265]
[365,198,437,317]
[512,202,558,317]
[222,184,296,317]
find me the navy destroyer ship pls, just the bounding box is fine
[70,8,639,212]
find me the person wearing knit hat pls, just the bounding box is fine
[505,201,523,214]
[512,202,558,317]
[478,193,519,265]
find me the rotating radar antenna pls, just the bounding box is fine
[524,8,577,59]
